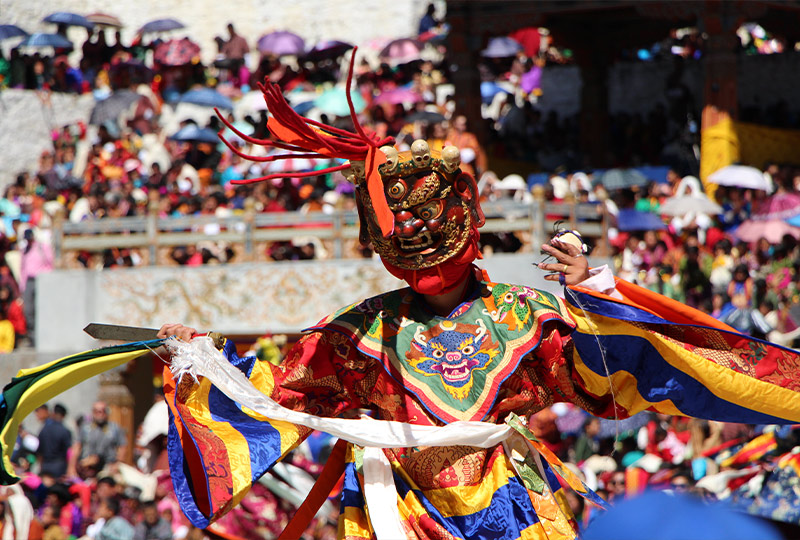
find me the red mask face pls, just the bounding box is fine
[356,152,485,272]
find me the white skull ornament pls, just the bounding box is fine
[410,139,431,168]
[380,146,399,174]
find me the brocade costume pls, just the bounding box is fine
[161,276,800,540]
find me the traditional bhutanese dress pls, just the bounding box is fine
[159,277,800,540]
[3,276,800,540]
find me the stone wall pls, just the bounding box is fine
[34,253,609,354]
[0,90,95,183]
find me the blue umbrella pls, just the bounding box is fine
[584,491,781,540]
[178,88,234,110]
[633,165,671,184]
[170,125,219,144]
[617,208,667,232]
[0,25,28,41]
[482,37,523,58]
[17,33,73,49]
[314,87,365,117]
[480,81,512,104]
[43,12,94,30]
[293,101,316,115]
[137,18,185,34]
[600,168,651,190]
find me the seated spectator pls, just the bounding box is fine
[133,501,172,540]
[95,498,134,540]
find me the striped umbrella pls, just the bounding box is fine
[86,13,123,28]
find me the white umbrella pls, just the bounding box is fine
[659,195,723,216]
[708,165,772,191]
[495,174,527,190]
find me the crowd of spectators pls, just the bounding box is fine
[0,12,798,351]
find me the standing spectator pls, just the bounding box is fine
[19,228,54,347]
[96,498,134,540]
[221,23,249,87]
[68,402,126,479]
[133,501,172,540]
[418,3,439,34]
[37,404,72,479]
[574,417,601,463]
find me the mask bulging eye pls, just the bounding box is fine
[388,181,406,199]
[461,345,475,355]
[416,200,443,221]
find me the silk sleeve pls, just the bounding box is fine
[164,331,365,528]
[561,277,800,424]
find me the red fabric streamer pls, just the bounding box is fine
[214,47,396,237]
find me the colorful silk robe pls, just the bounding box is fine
[163,277,800,540]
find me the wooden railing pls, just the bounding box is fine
[51,189,610,267]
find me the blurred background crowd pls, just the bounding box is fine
[2,3,800,539]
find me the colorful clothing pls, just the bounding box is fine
[162,277,800,539]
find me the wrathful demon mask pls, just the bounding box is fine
[216,51,485,292]
[349,140,485,271]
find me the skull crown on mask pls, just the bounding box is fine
[353,141,484,271]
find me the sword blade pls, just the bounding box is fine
[83,323,161,342]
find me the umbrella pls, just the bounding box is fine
[659,195,723,216]
[617,208,667,231]
[43,12,94,30]
[170,125,220,144]
[379,38,423,64]
[373,87,423,106]
[86,13,123,28]
[495,174,527,191]
[750,191,800,221]
[154,38,200,66]
[597,413,651,439]
[600,168,651,190]
[734,219,800,244]
[89,90,141,125]
[17,33,73,49]
[0,25,28,41]
[304,40,353,61]
[405,110,446,123]
[293,101,317,115]
[314,87,365,117]
[634,165,671,184]
[138,18,185,34]
[480,81,512,104]
[708,165,771,191]
[482,36,523,58]
[257,31,305,56]
[583,491,781,540]
[178,88,234,110]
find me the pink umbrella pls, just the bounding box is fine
[379,38,422,64]
[750,191,800,221]
[257,31,305,56]
[154,38,200,66]
[734,219,800,244]
[373,87,423,106]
